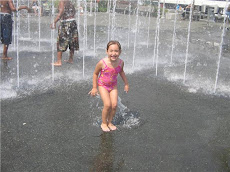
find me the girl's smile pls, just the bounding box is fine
[110,55,118,61]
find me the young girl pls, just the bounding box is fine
[89,41,129,132]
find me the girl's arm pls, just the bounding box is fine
[89,61,103,96]
[119,61,129,93]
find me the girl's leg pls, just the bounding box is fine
[98,86,111,132]
[108,88,118,130]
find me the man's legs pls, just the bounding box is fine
[1,44,12,60]
[33,7,38,16]
[69,49,74,63]
[52,51,62,66]
[1,15,13,60]
[39,6,42,16]
[64,48,74,63]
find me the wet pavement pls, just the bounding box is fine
[1,12,230,171]
[1,69,230,171]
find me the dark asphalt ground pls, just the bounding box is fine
[1,68,230,171]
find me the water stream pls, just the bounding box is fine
[132,2,139,69]
[93,0,97,58]
[214,0,230,92]
[183,0,194,84]
[1,1,230,99]
[111,0,117,40]
[16,0,20,87]
[127,1,131,48]
[27,0,30,38]
[154,0,161,76]
[51,0,55,81]
[170,0,179,64]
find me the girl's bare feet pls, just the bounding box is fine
[108,123,117,131]
[101,124,110,132]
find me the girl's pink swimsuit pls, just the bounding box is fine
[98,59,123,92]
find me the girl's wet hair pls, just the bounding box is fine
[107,40,121,51]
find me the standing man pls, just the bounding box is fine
[50,0,79,66]
[0,0,29,60]
[181,4,192,20]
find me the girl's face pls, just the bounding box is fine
[106,44,121,62]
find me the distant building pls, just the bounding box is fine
[159,0,229,8]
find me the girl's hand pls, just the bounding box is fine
[88,88,98,96]
[124,84,129,93]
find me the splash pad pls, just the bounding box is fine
[1,1,230,171]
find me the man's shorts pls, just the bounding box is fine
[226,12,230,18]
[57,20,79,52]
[0,14,13,45]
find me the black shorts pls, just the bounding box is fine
[0,14,13,45]
[57,20,79,52]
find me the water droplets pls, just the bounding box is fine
[90,96,140,129]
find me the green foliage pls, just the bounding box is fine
[98,1,107,12]
[43,0,59,8]
[152,7,168,17]
[54,0,59,8]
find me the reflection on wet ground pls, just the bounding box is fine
[91,133,124,171]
